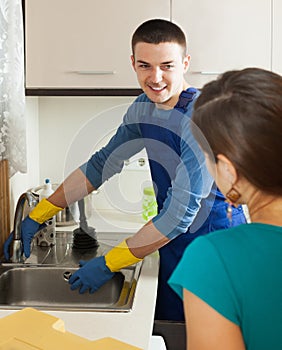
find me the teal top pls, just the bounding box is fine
[169,223,282,350]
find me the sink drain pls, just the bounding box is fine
[63,271,72,282]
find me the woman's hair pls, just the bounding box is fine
[191,67,282,195]
[131,19,187,57]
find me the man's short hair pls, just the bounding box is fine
[131,19,187,57]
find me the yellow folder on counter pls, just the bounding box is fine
[0,308,141,350]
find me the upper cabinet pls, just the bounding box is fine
[272,0,282,75]
[172,0,272,87]
[25,0,279,92]
[25,0,170,90]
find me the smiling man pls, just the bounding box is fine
[132,41,190,107]
[4,19,246,321]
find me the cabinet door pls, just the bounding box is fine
[25,0,170,89]
[172,0,272,87]
[272,0,282,75]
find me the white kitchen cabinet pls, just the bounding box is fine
[172,0,272,87]
[272,0,282,75]
[25,0,170,89]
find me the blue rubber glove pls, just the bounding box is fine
[3,233,14,261]
[69,256,115,294]
[3,215,43,261]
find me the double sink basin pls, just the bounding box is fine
[0,231,142,312]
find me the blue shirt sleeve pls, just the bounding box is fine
[152,101,214,239]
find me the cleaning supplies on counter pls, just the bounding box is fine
[29,181,79,227]
[142,186,158,222]
[36,179,56,246]
[39,178,53,200]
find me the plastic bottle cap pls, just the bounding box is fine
[143,187,155,196]
[40,178,54,199]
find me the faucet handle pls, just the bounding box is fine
[26,191,39,208]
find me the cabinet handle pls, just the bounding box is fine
[73,70,116,75]
[190,71,221,75]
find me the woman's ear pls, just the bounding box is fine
[216,154,238,184]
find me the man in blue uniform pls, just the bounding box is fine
[4,19,245,321]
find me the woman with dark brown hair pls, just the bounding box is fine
[169,67,282,350]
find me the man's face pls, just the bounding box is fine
[131,42,190,108]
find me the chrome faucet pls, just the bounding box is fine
[12,191,39,263]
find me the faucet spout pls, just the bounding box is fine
[12,192,39,263]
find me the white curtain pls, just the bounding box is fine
[0,0,26,177]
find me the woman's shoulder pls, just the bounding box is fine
[187,223,282,260]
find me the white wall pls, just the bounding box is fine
[38,96,134,183]
[36,96,152,213]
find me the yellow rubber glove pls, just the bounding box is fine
[105,239,143,272]
[29,198,62,224]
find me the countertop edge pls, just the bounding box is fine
[0,252,159,350]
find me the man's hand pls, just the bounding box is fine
[3,216,43,261]
[3,198,63,261]
[69,256,115,294]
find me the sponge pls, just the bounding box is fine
[0,308,141,350]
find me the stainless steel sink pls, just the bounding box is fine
[0,231,142,312]
[0,264,140,311]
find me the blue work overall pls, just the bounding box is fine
[140,88,246,321]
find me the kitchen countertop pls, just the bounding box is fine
[75,208,147,233]
[0,210,160,350]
